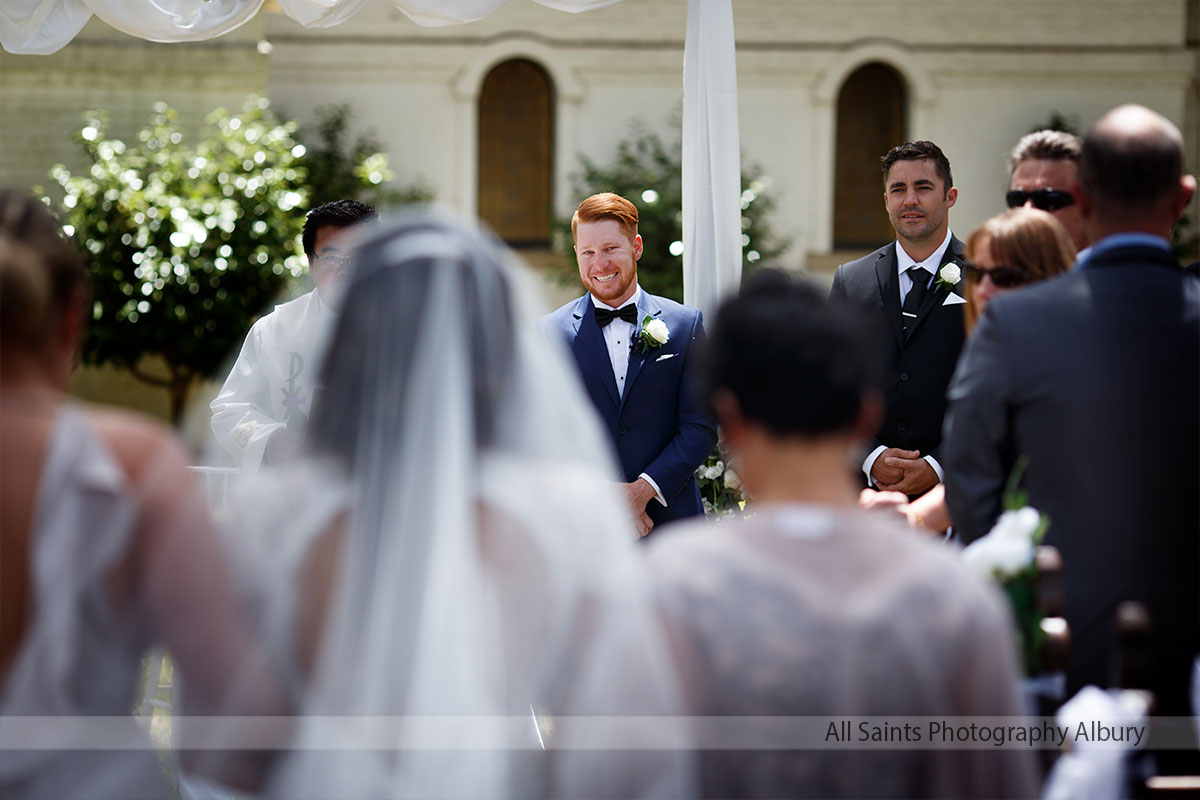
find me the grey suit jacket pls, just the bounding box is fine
[943,243,1200,725]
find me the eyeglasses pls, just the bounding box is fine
[314,253,353,273]
[1005,188,1075,212]
[962,261,1031,289]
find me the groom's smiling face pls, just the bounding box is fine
[575,218,643,307]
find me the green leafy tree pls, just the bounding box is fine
[50,98,315,422]
[558,119,788,301]
[1028,110,1082,136]
[298,103,434,209]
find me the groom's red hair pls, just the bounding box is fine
[571,193,639,244]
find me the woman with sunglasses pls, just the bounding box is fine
[862,207,1075,533]
[963,206,1076,333]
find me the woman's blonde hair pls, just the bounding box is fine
[963,207,1075,332]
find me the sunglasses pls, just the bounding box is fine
[1005,188,1075,212]
[962,261,1031,289]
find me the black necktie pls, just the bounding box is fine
[901,266,929,337]
[595,304,638,328]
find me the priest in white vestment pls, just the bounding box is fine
[210,200,378,470]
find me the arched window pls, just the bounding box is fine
[833,63,907,249]
[477,59,555,248]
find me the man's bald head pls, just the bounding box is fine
[1079,105,1191,225]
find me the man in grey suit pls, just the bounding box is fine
[829,141,968,497]
[943,106,1198,761]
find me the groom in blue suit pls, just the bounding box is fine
[542,193,717,536]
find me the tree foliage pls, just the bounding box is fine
[48,97,384,422]
[1027,110,1082,137]
[559,119,788,301]
[298,104,434,209]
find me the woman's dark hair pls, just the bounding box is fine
[307,216,514,467]
[0,190,88,352]
[705,269,883,438]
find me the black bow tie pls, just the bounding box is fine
[595,304,638,328]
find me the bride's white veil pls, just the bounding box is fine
[245,210,689,799]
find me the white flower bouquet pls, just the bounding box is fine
[961,458,1050,675]
[695,441,744,520]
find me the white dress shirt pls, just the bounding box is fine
[590,285,667,507]
[862,230,953,487]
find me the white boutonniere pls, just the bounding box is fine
[933,261,962,293]
[632,315,670,354]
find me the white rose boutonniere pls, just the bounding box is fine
[633,315,670,353]
[933,261,962,293]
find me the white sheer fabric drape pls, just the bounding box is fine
[0,0,625,53]
[0,0,264,54]
[681,0,741,322]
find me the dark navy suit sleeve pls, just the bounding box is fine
[942,304,1014,543]
[641,309,718,502]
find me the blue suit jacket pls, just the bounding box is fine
[542,291,717,528]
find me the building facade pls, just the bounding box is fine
[2,0,1196,419]
[3,1,1197,268]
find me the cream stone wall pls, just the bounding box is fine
[2,0,1196,422]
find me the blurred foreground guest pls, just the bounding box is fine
[646,271,1036,799]
[0,191,284,798]
[222,211,689,799]
[869,207,1075,533]
[210,199,377,471]
[943,105,1199,769]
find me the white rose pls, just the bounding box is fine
[703,460,724,481]
[990,534,1035,576]
[724,468,741,491]
[962,508,1040,580]
[644,319,670,344]
[939,263,961,285]
[961,537,997,579]
[962,534,1034,580]
[989,507,1041,543]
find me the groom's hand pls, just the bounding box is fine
[870,447,919,486]
[622,478,657,537]
[877,455,938,496]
